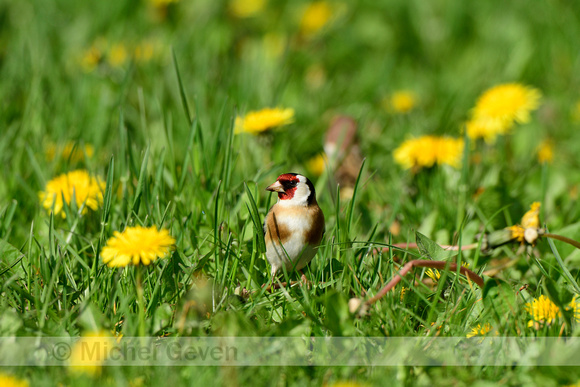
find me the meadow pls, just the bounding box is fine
[2,0,580,385]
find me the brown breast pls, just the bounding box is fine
[265,204,325,246]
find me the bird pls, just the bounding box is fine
[264,173,325,280]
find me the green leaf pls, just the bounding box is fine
[544,277,574,307]
[0,239,26,278]
[152,303,173,333]
[546,229,580,294]
[172,49,193,125]
[244,182,266,254]
[101,156,114,225]
[415,231,457,261]
[482,278,516,320]
[132,146,150,215]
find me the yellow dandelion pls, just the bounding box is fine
[39,170,105,218]
[148,0,179,7]
[508,225,526,243]
[525,295,561,327]
[46,142,94,162]
[425,268,441,282]
[537,140,554,164]
[306,153,327,176]
[69,331,113,376]
[521,202,541,229]
[108,43,128,68]
[130,377,146,387]
[400,286,408,301]
[262,33,287,60]
[234,107,294,134]
[465,117,505,143]
[229,0,266,18]
[466,323,492,338]
[506,202,541,244]
[299,1,333,37]
[384,90,417,114]
[570,297,580,321]
[80,46,102,73]
[471,83,541,133]
[393,135,464,170]
[63,143,94,161]
[573,100,580,122]
[326,382,368,387]
[0,373,29,387]
[134,41,156,63]
[101,226,175,267]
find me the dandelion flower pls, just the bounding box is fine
[39,170,105,218]
[80,46,102,73]
[466,323,492,338]
[506,202,541,245]
[46,142,95,162]
[573,100,580,122]
[393,135,464,170]
[306,153,327,176]
[299,1,333,37]
[69,331,113,376]
[537,140,554,164]
[425,263,469,283]
[229,0,266,18]
[521,202,541,229]
[384,90,417,114]
[471,83,541,134]
[234,107,294,134]
[148,0,179,7]
[326,383,368,387]
[425,268,441,282]
[526,295,580,329]
[101,226,175,267]
[108,43,128,68]
[0,373,28,387]
[465,117,505,143]
[134,41,156,63]
[262,33,287,60]
[525,295,561,327]
[400,286,408,301]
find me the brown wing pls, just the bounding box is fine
[264,208,291,245]
[304,205,325,246]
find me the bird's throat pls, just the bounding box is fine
[278,187,296,200]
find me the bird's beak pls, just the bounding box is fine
[266,180,285,193]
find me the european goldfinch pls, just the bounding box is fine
[264,173,325,278]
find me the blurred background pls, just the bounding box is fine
[2,0,580,244]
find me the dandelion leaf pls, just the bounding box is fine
[482,278,516,319]
[415,231,457,261]
[0,238,25,278]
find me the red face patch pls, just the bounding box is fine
[277,173,299,200]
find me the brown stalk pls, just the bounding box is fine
[543,233,580,250]
[381,242,479,253]
[366,260,484,305]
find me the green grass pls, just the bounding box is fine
[2,0,580,385]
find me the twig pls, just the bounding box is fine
[381,242,479,253]
[366,260,484,305]
[543,233,580,250]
